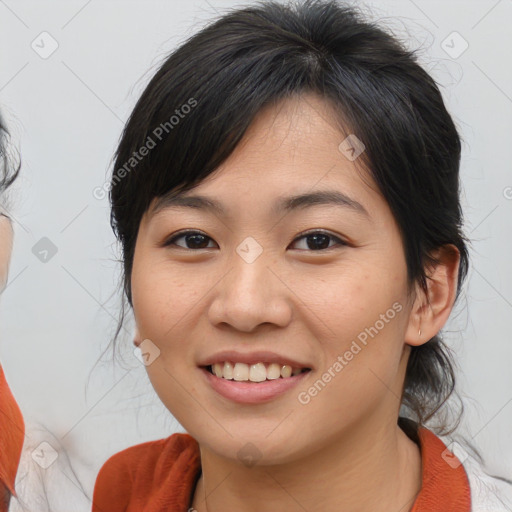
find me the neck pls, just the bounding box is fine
[192,419,422,512]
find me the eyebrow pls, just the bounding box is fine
[151,189,370,219]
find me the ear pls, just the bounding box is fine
[133,326,142,347]
[405,244,461,347]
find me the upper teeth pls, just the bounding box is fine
[211,362,304,382]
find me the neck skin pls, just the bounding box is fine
[191,414,422,512]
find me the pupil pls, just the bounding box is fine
[307,234,329,250]
[187,234,209,249]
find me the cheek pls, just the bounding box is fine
[305,259,406,338]
[131,254,204,342]
[130,257,204,419]
[292,297,407,443]
[303,262,408,392]
[0,219,13,288]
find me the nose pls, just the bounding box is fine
[207,245,292,333]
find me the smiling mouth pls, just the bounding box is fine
[203,362,311,382]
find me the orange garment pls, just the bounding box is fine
[0,363,25,509]
[92,426,471,512]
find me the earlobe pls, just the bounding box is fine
[405,244,460,347]
[133,327,142,347]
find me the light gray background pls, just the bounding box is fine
[0,0,511,506]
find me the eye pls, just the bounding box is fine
[290,230,347,251]
[164,230,217,250]
[163,229,347,252]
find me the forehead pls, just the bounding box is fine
[147,93,381,222]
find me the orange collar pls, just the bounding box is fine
[411,427,471,511]
[92,427,472,511]
[0,364,25,502]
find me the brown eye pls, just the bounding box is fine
[164,230,217,250]
[290,230,347,251]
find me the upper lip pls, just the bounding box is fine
[198,350,312,369]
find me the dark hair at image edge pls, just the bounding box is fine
[0,111,20,199]
[104,0,507,478]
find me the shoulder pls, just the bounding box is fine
[92,432,201,511]
[10,422,91,512]
[0,363,24,497]
[94,432,199,483]
[405,421,512,512]
[462,452,512,512]
[412,428,471,511]
[434,431,512,512]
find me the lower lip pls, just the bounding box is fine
[200,367,310,404]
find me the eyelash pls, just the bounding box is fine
[163,229,348,252]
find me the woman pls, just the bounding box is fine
[92,1,512,510]
[0,112,24,511]
[0,111,90,512]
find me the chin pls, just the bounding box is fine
[189,424,312,467]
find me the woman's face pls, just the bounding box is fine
[0,215,13,292]
[131,94,420,464]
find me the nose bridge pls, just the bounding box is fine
[209,237,290,331]
[227,236,274,303]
